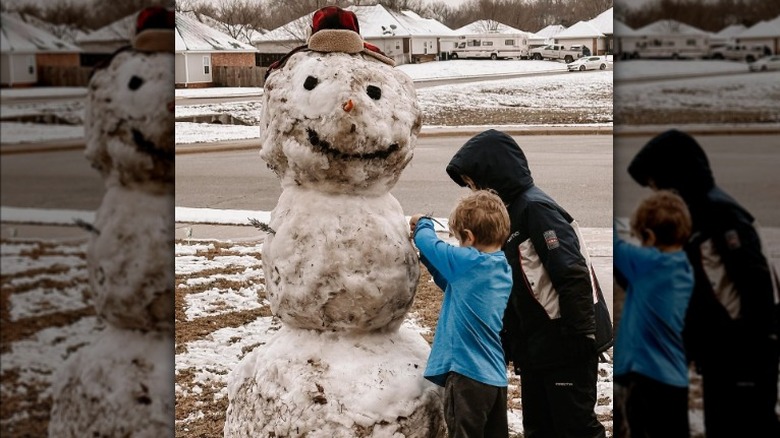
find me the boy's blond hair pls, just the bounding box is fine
[449,190,510,247]
[630,190,692,247]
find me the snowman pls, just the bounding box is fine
[48,7,175,437]
[225,6,444,437]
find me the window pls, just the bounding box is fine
[482,41,493,46]
[686,39,697,46]
[505,39,515,46]
[27,56,35,75]
[203,56,210,75]
[467,39,480,47]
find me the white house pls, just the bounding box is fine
[588,7,613,54]
[1,12,81,87]
[710,23,747,47]
[175,13,258,87]
[735,16,780,55]
[614,20,643,58]
[77,14,135,55]
[530,24,566,47]
[253,4,455,66]
[632,19,711,59]
[555,20,605,55]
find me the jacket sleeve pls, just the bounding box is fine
[412,218,469,291]
[526,201,595,335]
[613,224,645,287]
[714,217,776,336]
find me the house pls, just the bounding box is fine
[632,19,711,59]
[446,20,532,59]
[710,23,747,47]
[614,20,643,59]
[588,7,613,54]
[555,20,605,56]
[1,12,81,87]
[454,20,526,35]
[253,4,455,66]
[175,13,259,87]
[530,24,566,48]
[76,13,136,67]
[735,16,780,55]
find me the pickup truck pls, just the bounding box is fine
[709,44,766,63]
[528,44,584,63]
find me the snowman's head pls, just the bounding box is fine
[84,7,174,188]
[259,8,422,194]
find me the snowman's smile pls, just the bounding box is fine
[306,128,399,160]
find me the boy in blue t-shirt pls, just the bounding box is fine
[409,190,513,438]
[614,190,694,438]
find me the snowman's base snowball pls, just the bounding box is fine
[48,327,174,438]
[225,325,445,438]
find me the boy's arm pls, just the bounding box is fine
[613,223,641,283]
[413,217,469,290]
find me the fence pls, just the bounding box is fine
[37,66,92,87]
[212,66,267,88]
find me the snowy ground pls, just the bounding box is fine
[0,207,613,437]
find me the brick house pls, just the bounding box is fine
[175,13,258,88]
[1,12,81,87]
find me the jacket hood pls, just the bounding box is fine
[628,129,715,200]
[446,129,534,204]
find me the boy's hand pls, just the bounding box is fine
[409,214,425,233]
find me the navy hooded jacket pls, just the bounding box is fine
[628,129,778,368]
[447,129,597,371]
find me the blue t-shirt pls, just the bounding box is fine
[614,227,694,388]
[413,218,513,387]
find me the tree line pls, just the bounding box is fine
[3,0,614,43]
[617,0,780,32]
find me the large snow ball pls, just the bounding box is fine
[263,187,419,332]
[48,327,174,438]
[85,49,174,185]
[260,51,422,194]
[225,325,445,438]
[87,187,174,331]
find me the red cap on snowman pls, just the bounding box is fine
[133,6,175,53]
[266,6,394,80]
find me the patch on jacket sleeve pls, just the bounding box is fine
[543,230,560,250]
[724,229,741,250]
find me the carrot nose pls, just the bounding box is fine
[342,99,354,112]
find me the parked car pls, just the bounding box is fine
[709,44,766,63]
[748,55,780,72]
[567,56,608,71]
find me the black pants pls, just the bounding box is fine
[700,338,780,438]
[520,354,606,438]
[444,372,508,438]
[618,373,689,438]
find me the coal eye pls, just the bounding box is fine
[366,85,381,100]
[128,75,144,90]
[303,76,318,90]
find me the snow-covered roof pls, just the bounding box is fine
[589,7,613,35]
[556,20,604,38]
[1,12,81,53]
[614,20,640,37]
[5,12,87,44]
[179,10,265,45]
[714,24,747,39]
[534,24,566,38]
[77,13,135,44]
[738,16,780,38]
[254,4,454,43]
[635,19,711,37]
[175,13,257,53]
[454,20,525,35]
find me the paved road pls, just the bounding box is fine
[1,148,104,210]
[175,134,614,228]
[614,133,780,227]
